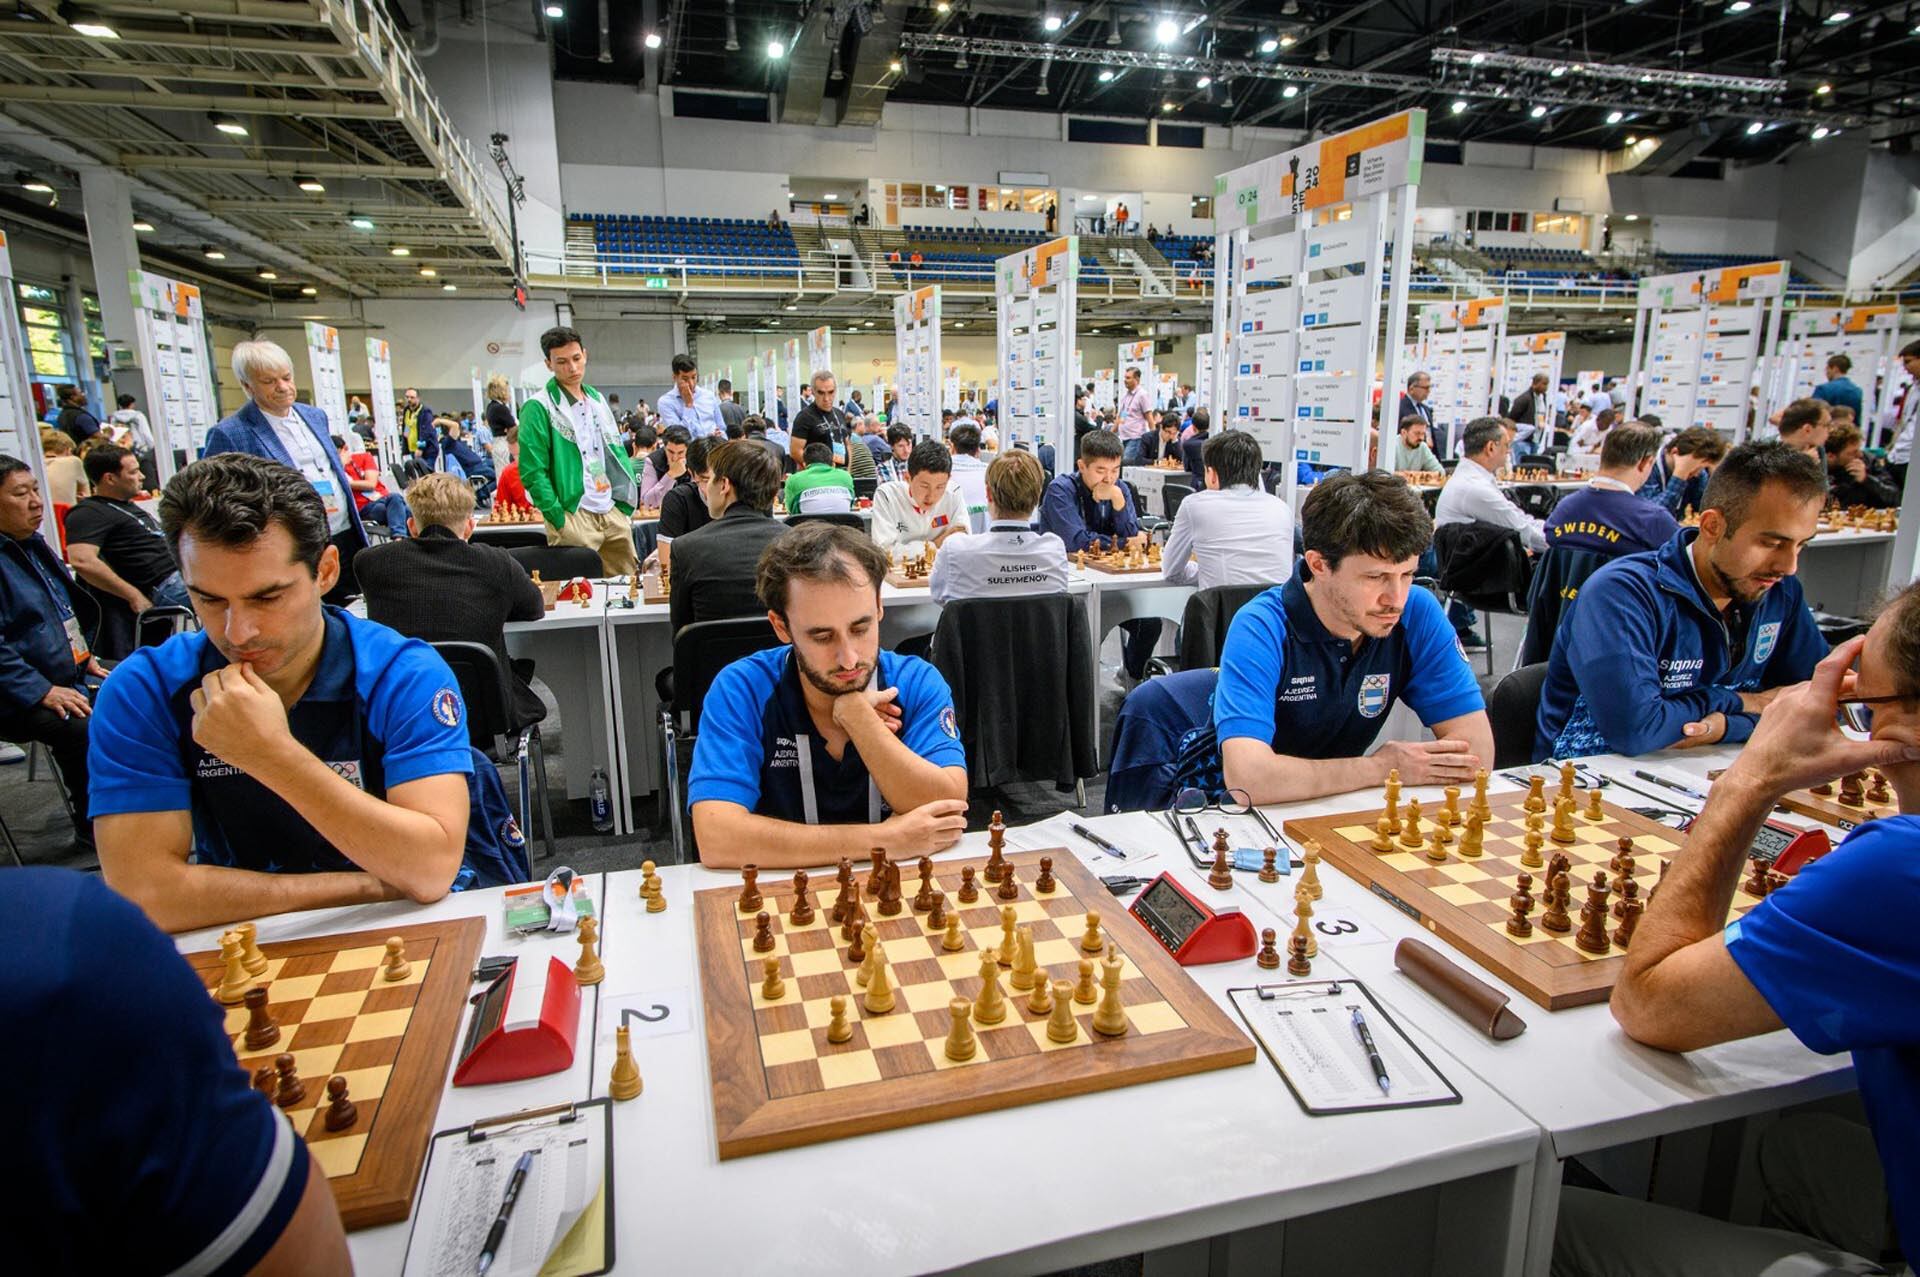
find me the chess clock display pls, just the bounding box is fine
[1128,872,1259,965]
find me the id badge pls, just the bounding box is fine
[312,477,345,519]
[63,614,90,666]
[587,454,611,494]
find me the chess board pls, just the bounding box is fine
[1728,770,1896,831]
[1076,552,1161,575]
[185,919,485,1229]
[694,849,1254,1159]
[1285,792,1769,1010]
[884,568,932,589]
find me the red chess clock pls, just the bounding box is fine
[1128,872,1258,965]
[453,956,581,1085]
[557,577,594,602]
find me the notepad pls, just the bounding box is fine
[1228,981,1461,1116]
[402,1101,614,1277]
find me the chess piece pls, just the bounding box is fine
[929,891,948,931]
[1035,856,1057,894]
[1010,927,1038,991]
[1550,795,1577,845]
[323,1075,359,1132]
[1741,856,1772,897]
[942,911,965,951]
[1301,841,1322,899]
[611,1028,644,1102]
[1286,934,1312,977]
[958,866,979,904]
[841,893,866,944]
[1540,871,1572,933]
[1614,897,1643,950]
[1073,958,1098,1005]
[1398,798,1425,849]
[863,951,896,1014]
[242,986,280,1051]
[1524,775,1546,814]
[1080,911,1105,953]
[1613,876,1641,921]
[789,870,815,926]
[252,1064,276,1101]
[380,935,411,982]
[1209,829,1234,890]
[216,932,253,1005]
[837,856,855,892]
[944,998,979,1061]
[1839,772,1865,806]
[574,916,605,985]
[1610,850,1637,903]
[997,863,1020,902]
[273,1053,305,1108]
[1047,980,1080,1043]
[760,955,786,1001]
[1506,872,1535,937]
[1383,769,1402,833]
[1522,828,1547,870]
[1867,770,1891,806]
[997,906,1018,966]
[876,864,903,917]
[1027,968,1054,1014]
[1091,951,1130,1037]
[235,921,269,978]
[1428,816,1452,860]
[1371,813,1394,852]
[1470,769,1492,823]
[973,951,1007,1024]
[857,925,881,987]
[641,860,666,912]
[1442,785,1462,827]
[1559,760,1576,807]
[913,857,936,912]
[831,875,854,926]
[1256,927,1282,970]
[826,995,854,1044]
[1293,885,1317,959]
[1574,872,1613,955]
[866,849,889,898]
[1460,812,1485,859]
[1259,846,1281,884]
[1586,786,1604,821]
[984,810,1008,881]
[753,910,777,954]
[738,864,762,913]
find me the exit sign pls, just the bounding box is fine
[644,276,669,289]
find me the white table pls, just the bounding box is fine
[1124,464,1193,518]
[1793,528,1897,618]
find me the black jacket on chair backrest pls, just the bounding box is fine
[931,595,1097,790]
[1175,583,1273,670]
[1518,544,1615,667]
[1433,521,1532,611]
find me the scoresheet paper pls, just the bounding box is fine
[1228,981,1459,1115]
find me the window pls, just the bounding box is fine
[1189,195,1213,219]
[17,284,75,381]
[1533,212,1585,237]
[1068,117,1150,145]
[1157,123,1203,149]
[671,90,769,122]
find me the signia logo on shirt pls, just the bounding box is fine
[940,706,959,739]
[1357,673,1391,719]
[1753,621,1780,664]
[431,687,462,728]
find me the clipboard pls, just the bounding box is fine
[1227,979,1462,1117]
[401,1100,616,1277]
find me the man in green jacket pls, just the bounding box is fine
[517,326,639,576]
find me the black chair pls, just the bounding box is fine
[929,596,1097,805]
[137,605,198,649]
[1123,480,1169,535]
[508,544,604,581]
[1488,662,1549,769]
[784,511,866,529]
[1433,521,1533,677]
[1508,483,1561,521]
[1162,480,1193,521]
[70,576,130,661]
[852,477,878,502]
[1144,582,1274,678]
[657,617,782,861]
[433,641,556,864]
[474,526,551,550]
[1519,544,1612,667]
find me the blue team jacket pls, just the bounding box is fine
[1535,529,1826,759]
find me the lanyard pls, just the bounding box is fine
[791,734,883,825]
[19,543,74,620]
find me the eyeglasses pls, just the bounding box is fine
[1837,694,1908,733]
[1171,787,1283,840]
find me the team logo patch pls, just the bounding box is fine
[940,706,959,739]
[431,688,462,728]
[499,815,525,848]
[1357,673,1391,719]
[1753,621,1780,664]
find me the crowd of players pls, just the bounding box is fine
[2,329,1917,1272]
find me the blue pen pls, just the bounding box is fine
[475,1149,534,1276]
[1351,1007,1392,1096]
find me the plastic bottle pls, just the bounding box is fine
[590,767,613,833]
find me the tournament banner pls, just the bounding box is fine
[761,349,779,422]
[365,338,398,464]
[304,321,349,438]
[129,268,217,472]
[808,326,833,382]
[1213,109,1425,233]
[746,355,761,415]
[785,339,802,414]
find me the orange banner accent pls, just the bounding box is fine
[1029,237,1072,290]
[1462,297,1502,327]
[1704,261,1782,304]
[1843,305,1897,334]
[1303,113,1412,211]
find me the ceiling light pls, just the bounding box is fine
[1097,68,1114,81]
[1042,14,1062,31]
[420,266,437,277]
[1278,33,1295,47]
[295,175,325,192]
[1825,10,1849,23]
[823,191,839,199]
[1154,17,1178,44]
[935,0,949,10]
[58,2,118,38]
[784,303,798,311]
[1161,100,1175,112]
[544,3,562,14]
[643,30,662,48]
[767,38,784,57]
[1549,65,1566,77]
[1816,82,1831,95]
[442,282,458,291]
[209,112,247,136]
[1283,83,1299,98]
[1259,35,1278,53]
[17,172,52,194]
[954,321,967,328]
[1469,51,1486,64]
[1623,214,1639,221]
[390,245,411,256]
[257,268,277,280]
[349,213,375,230]
[132,219,154,232]
[202,245,226,260]
[1728,0,1750,8]
[1529,104,1548,118]
[1812,125,1831,139]
[1746,120,1764,134]
[1196,75,1211,88]
[889,58,902,72]
[300,286,318,295]
[1625,134,1639,144]
[1606,110,1624,123]
[1449,98,1467,113]
[862,320,875,327]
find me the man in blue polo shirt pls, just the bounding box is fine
[688,521,969,869]
[1812,353,1865,422]
[89,454,475,935]
[1536,443,1829,760]
[1565,602,1920,1272]
[1203,471,1491,805]
[1,868,351,1273]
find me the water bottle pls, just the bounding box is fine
[590,767,613,833]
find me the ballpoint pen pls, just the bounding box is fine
[1351,1007,1392,1096]
[1070,822,1128,860]
[1632,769,1707,802]
[475,1149,534,1276]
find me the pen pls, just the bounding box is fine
[1071,822,1128,860]
[1632,769,1707,802]
[1351,1007,1392,1096]
[475,1149,534,1276]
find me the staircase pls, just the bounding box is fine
[564,220,599,277]
[786,221,839,291]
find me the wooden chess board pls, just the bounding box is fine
[185,919,484,1228]
[1285,791,1769,1010]
[1075,551,1162,575]
[1719,769,1897,831]
[694,849,1254,1159]
[884,568,932,589]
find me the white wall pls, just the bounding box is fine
[1643,215,1778,255]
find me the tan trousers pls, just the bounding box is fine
[548,506,638,576]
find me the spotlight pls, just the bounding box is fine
[1811,125,1830,139]
[300,286,318,295]
[1161,100,1175,112]
[543,3,562,15]
[1278,33,1295,47]
[209,112,247,136]
[1283,84,1299,98]
[16,171,52,193]
[766,38,784,58]
[295,175,325,192]
[1196,75,1211,88]
[257,268,278,280]
[1623,213,1639,221]
[349,213,375,230]
[1529,104,1548,118]
[420,267,437,277]
[202,245,226,259]
[390,245,411,256]
[1549,65,1566,77]
[1816,83,1831,95]
[1469,51,1485,64]
[1825,10,1849,23]
[1728,0,1750,9]
[1097,68,1114,81]
[1449,98,1466,113]
[1624,134,1639,144]
[1746,120,1764,134]
[889,58,902,72]
[935,0,949,10]
[57,2,117,38]
[1154,17,1178,44]
[643,30,662,48]
[132,219,154,232]
[1606,110,1624,123]
[442,282,458,291]
[1259,34,1278,53]
[1042,13,1061,31]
